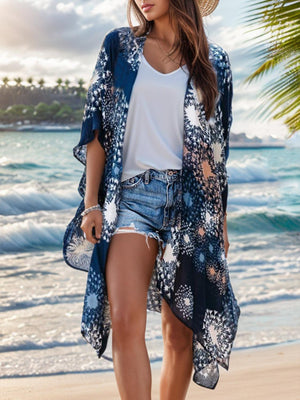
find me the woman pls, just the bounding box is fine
[63,0,241,397]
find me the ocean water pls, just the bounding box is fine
[0,130,299,378]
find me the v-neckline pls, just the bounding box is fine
[141,53,186,76]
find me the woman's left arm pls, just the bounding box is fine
[223,213,229,257]
[219,49,233,257]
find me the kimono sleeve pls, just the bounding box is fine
[73,31,116,165]
[220,51,233,215]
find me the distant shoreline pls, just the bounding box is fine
[0,123,80,133]
[230,142,286,149]
[0,123,287,148]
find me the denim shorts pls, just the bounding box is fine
[112,168,183,252]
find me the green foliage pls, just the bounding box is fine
[54,104,73,122]
[35,102,52,121]
[0,101,83,124]
[49,101,61,115]
[22,105,35,119]
[244,0,300,136]
[6,104,26,115]
[4,104,27,122]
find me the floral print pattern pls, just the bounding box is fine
[63,26,241,390]
[174,284,194,320]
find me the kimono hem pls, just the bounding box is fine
[63,26,241,390]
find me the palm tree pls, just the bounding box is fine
[243,0,299,136]
[14,77,22,87]
[27,77,34,87]
[38,78,45,89]
[76,78,86,96]
[56,78,63,89]
[77,78,85,90]
[2,76,9,87]
[64,79,71,92]
[54,78,63,94]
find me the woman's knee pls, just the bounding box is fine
[164,326,193,353]
[162,301,193,352]
[111,306,146,340]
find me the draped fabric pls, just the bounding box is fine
[63,26,241,390]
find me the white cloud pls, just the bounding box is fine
[90,0,127,25]
[75,5,84,16]
[56,2,76,13]
[91,0,126,15]
[21,0,52,10]
[204,14,223,26]
[232,119,289,141]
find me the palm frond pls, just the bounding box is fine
[243,0,300,134]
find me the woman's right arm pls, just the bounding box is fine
[80,130,106,244]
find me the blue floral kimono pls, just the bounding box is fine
[63,26,241,390]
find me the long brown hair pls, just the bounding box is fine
[127,0,218,120]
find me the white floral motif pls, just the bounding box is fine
[205,210,212,223]
[175,284,194,320]
[202,308,233,360]
[162,242,176,263]
[211,141,222,163]
[67,235,94,272]
[87,293,98,309]
[183,234,190,243]
[68,235,94,255]
[186,104,201,127]
[180,225,195,257]
[104,194,117,225]
[208,116,216,127]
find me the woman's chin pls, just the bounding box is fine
[141,9,162,22]
[142,13,154,22]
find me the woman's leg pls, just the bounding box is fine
[160,298,194,400]
[106,230,159,400]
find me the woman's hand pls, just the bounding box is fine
[82,130,106,245]
[80,210,103,244]
[223,215,230,258]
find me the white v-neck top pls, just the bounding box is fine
[121,54,189,182]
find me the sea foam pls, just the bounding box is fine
[0,183,80,215]
[228,158,277,184]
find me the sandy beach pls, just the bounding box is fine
[2,342,299,400]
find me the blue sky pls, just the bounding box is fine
[0,0,295,141]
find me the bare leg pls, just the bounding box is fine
[160,298,194,400]
[106,229,159,400]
